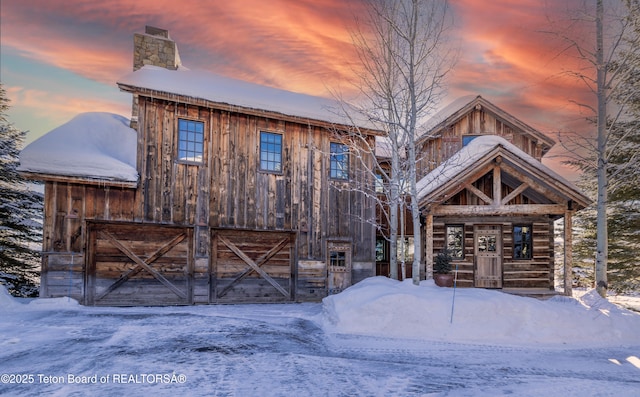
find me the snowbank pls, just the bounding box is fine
[322,277,640,347]
[0,284,80,315]
[18,112,138,183]
[0,284,20,313]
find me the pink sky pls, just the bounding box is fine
[1,0,599,180]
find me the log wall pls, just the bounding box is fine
[432,217,555,289]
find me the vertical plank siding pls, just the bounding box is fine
[40,96,376,304]
[416,108,544,179]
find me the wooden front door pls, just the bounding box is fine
[327,241,352,295]
[474,225,502,288]
[211,229,295,303]
[86,222,193,306]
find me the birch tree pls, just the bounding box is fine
[551,0,640,297]
[571,1,640,293]
[344,0,454,284]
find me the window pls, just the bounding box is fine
[375,238,386,262]
[462,135,478,147]
[445,225,464,259]
[260,132,283,172]
[330,251,346,267]
[178,119,204,162]
[477,234,497,252]
[330,142,349,180]
[375,173,385,193]
[513,225,532,259]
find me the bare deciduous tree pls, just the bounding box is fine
[340,0,455,284]
[547,0,640,297]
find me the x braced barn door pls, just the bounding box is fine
[211,229,295,303]
[86,222,193,306]
[474,225,502,288]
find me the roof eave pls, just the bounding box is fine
[19,171,139,189]
[419,145,592,211]
[117,83,385,137]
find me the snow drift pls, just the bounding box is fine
[18,112,138,183]
[322,277,640,347]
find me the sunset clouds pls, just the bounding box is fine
[1,0,603,178]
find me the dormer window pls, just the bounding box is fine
[178,119,204,163]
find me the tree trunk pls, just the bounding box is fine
[595,0,608,298]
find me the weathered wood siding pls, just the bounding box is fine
[432,218,554,289]
[417,108,544,179]
[39,94,377,305]
[135,97,376,268]
[39,182,137,300]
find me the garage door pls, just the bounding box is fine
[86,222,193,306]
[211,229,295,303]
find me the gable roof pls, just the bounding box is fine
[419,95,556,155]
[416,135,591,210]
[117,66,377,132]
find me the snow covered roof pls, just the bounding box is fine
[117,66,375,130]
[421,94,479,133]
[419,95,556,152]
[18,112,138,186]
[416,135,590,208]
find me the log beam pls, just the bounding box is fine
[432,204,566,216]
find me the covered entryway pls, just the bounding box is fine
[211,229,295,303]
[86,222,193,306]
[474,225,502,288]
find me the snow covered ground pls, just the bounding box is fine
[1,277,639,396]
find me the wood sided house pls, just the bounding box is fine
[19,27,590,305]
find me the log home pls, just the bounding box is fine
[415,96,591,295]
[20,27,590,305]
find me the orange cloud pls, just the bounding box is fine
[2,0,603,180]
[2,0,363,97]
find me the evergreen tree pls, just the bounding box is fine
[0,84,43,297]
[572,2,640,294]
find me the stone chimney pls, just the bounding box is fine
[133,26,181,71]
[129,26,181,129]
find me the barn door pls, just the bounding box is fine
[86,223,193,306]
[327,241,351,295]
[211,229,295,303]
[474,225,502,288]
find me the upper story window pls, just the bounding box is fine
[260,131,283,172]
[178,119,204,163]
[330,142,349,180]
[375,173,385,193]
[462,135,478,147]
[513,225,532,259]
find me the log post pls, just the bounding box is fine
[425,212,434,279]
[564,210,573,296]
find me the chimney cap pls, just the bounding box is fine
[144,26,169,38]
